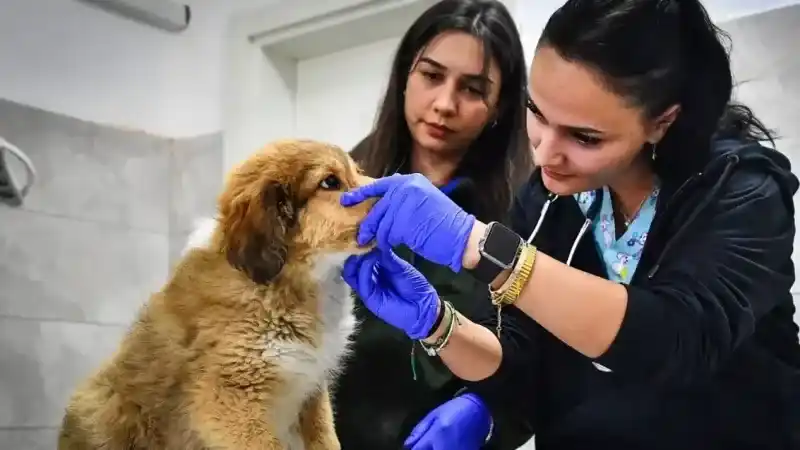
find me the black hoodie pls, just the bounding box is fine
[469,139,800,449]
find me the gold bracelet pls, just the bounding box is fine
[499,243,537,306]
[491,244,537,337]
[490,243,525,299]
[491,244,536,307]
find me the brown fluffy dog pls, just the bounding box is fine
[58,140,375,450]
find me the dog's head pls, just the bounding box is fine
[217,140,375,284]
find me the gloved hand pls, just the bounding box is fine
[340,173,476,272]
[404,393,492,450]
[342,248,440,340]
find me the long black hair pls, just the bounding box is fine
[352,0,532,222]
[539,0,776,181]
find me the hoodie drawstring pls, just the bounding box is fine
[527,191,602,267]
[527,154,741,278]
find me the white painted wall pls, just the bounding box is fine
[294,37,399,151]
[513,0,800,62]
[1,0,794,139]
[0,0,272,137]
[221,23,297,173]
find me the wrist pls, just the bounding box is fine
[462,221,487,270]
[422,299,446,344]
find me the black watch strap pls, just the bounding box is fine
[467,222,522,284]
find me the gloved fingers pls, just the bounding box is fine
[409,439,435,450]
[342,255,361,283]
[376,248,410,274]
[341,174,404,207]
[404,414,436,448]
[356,194,391,246]
[355,250,381,301]
[408,430,440,450]
[374,196,401,252]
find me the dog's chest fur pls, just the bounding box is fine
[262,252,356,449]
[183,222,356,449]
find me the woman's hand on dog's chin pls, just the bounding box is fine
[341,249,440,340]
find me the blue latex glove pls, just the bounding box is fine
[342,248,440,340]
[340,173,476,272]
[404,393,492,450]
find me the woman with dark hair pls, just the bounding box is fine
[332,1,533,449]
[341,0,800,449]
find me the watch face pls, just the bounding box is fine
[483,223,521,268]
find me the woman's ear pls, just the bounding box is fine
[648,104,681,144]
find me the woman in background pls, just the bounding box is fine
[342,0,800,449]
[331,1,534,449]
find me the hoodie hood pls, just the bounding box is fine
[642,138,798,279]
[708,139,799,209]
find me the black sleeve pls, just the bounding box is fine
[461,180,547,447]
[594,173,796,386]
[466,304,542,449]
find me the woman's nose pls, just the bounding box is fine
[532,133,562,167]
[432,86,457,116]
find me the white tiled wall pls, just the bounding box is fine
[0,99,223,448]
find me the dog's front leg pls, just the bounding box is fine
[300,386,341,450]
[190,384,284,450]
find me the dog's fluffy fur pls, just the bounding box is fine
[58,140,374,450]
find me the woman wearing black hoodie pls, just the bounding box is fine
[340,0,800,449]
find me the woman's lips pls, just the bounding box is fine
[542,167,572,180]
[424,123,452,140]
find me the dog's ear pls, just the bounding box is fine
[218,180,297,284]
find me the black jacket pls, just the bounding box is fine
[469,139,800,449]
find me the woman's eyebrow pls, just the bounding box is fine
[418,56,493,85]
[528,97,604,135]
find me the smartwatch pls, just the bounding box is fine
[467,221,523,284]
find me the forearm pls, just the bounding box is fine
[423,308,502,382]
[463,222,628,359]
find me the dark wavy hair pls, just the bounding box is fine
[351,0,532,222]
[539,0,777,181]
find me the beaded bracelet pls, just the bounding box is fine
[410,300,460,380]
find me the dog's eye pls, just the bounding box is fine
[319,175,341,190]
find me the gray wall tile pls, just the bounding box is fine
[0,97,224,438]
[0,99,171,234]
[0,317,126,428]
[722,5,800,82]
[169,133,224,234]
[0,428,58,450]
[0,207,168,324]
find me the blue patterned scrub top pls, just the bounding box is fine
[573,185,660,284]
